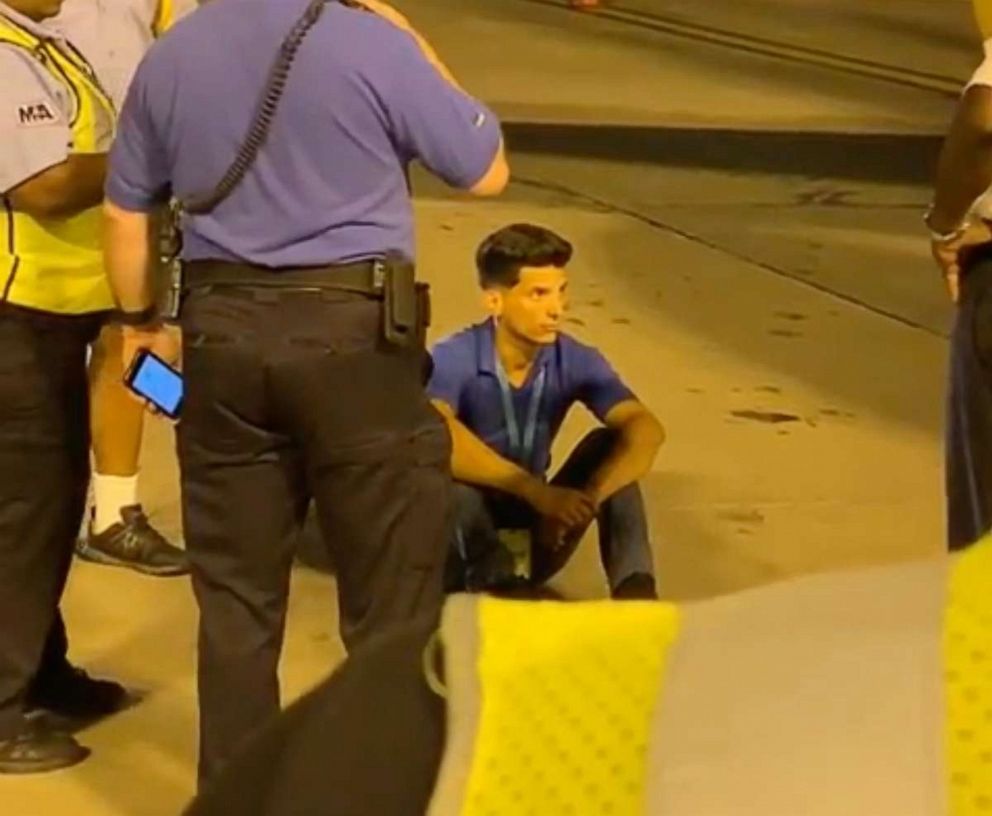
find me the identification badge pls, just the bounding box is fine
[497,528,532,580]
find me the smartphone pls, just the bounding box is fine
[124,349,184,419]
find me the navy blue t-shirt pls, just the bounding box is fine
[428,320,635,474]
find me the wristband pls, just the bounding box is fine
[114,306,160,328]
[924,206,970,244]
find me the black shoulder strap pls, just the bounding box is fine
[182,0,341,215]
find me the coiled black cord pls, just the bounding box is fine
[183,0,333,214]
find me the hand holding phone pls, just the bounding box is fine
[121,324,181,374]
[124,348,184,419]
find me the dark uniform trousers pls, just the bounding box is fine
[947,250,992,550]
[178,285,452,782]
[0,305,103,740]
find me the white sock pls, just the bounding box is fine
[92,473,140,534]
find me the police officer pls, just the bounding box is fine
[57,0,195,576]
[102,0,508,782]
[0,0,127,773]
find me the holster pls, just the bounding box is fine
[158,202,184,322]
[415,281,431,347]
[381,253,431,348]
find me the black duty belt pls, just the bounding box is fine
[183,259,386,297]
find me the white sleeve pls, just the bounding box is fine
[0,47,71,194]
[967,40,992,90]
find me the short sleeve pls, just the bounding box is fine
[968,40,992,90]
[427,337,474,410]
[0,47,71,194]
[105,60,171,211]
[571,345,636,422]
[382,34,502,189]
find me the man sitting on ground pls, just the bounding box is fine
[428,223,664,599]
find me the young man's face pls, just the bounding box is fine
[486,265,569,345]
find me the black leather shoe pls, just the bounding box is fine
[464,544,520,593]
[76,505,190,577]
[27,665,129,722]
[611,572,659,600]
[0,720,89,774]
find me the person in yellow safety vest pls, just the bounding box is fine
[185,538,992,816]
[0,0,134,774]
[54,0,196,577]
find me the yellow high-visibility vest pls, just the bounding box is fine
[152,0,176,37]
[0,16,115,315]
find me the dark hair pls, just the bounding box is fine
[475,224,573,289]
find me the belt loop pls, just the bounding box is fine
[372,259,386,292]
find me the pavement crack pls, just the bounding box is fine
[511,174,946,339]
[517,0,960,97]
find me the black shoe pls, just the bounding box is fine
[0,719,89,774]
[611,572,659,600]
[27,665,129,722]
[76,505,190,577]
[464,544,520,593]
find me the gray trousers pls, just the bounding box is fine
[946,251,992,550]
[447,428,655,593]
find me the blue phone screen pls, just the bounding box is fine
[131,354,183,414]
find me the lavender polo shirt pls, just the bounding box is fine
[105,0,502,266]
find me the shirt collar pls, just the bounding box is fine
[0,1,64,40]
[475,317,552,379]
[475,318,497,375]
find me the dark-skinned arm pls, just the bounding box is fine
[6,154,107,220]
[929,85,992,300]
[931,86,992,232]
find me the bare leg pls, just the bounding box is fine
[89,324,143,480]
[78,324,188,576]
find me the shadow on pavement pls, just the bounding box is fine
[34,692,146,737]
[504,122,943,186]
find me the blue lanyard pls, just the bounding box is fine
[495,356,546,471]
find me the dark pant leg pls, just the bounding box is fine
[0,312,93,739]
[179,290,309,784]
[31,610,70,687]
[447,483,527,592]
[33,427,92,686]
[947,256,992,551]
[268,291,451,652]
[532,428,655,590]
